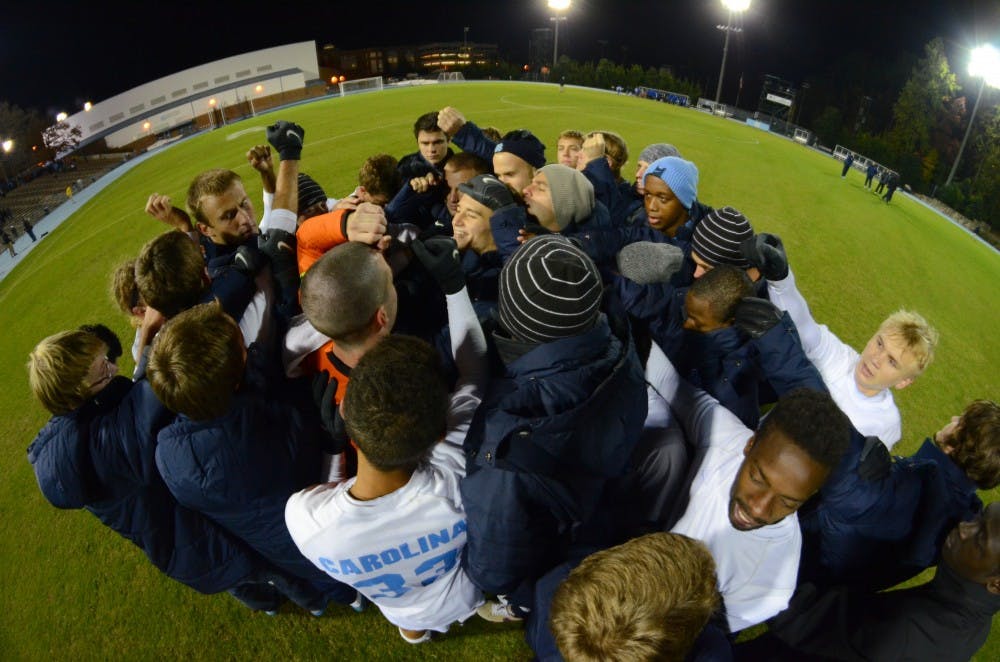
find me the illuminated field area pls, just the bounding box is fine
[1,83,996,660]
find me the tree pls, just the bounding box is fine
[812,106,844,147]
[0,101,48,173]
[42,121,83,155]
[885,38,958,189]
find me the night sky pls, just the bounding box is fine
[2,0,998,117]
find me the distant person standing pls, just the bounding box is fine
[874,168,888,194]
[0,227,15,258]
[864,163,877,189]
[22,219,37,242]
[65,185,73,202]
[883,172,900,203]
[841,153,854,179]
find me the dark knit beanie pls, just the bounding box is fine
[690,206,754,268]
[538,164,595,230]
[498,235,603,343]
[297,173,327,212]
[494,129,546,169]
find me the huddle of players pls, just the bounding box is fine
[25,108,999,661]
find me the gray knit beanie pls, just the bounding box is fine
[639,143,681,163]
[538,164,595,231]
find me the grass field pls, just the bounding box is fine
[0,82,997,660]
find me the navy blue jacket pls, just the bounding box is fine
[677,312,825,429]
[798,437,982,591]
[460,315,647,608]
[397,148,453,181]
[451,121,498,162]
[489,200,616,265]
[154,344,348,600]
[27,377,259,593]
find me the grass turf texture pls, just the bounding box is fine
[0,83,996,660]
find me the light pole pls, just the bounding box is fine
[715,0,751,105]
[1,139,12,184]
[548,0,570,68]
[945,44,1000,188]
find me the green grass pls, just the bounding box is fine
[1,82,996,660]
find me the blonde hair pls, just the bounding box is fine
[878,309,939,372]
[28,330,105,415]
[550,533,719,662]
[147,302,244,420]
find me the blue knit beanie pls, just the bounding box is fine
[643,156,698,210]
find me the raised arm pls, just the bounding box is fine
[646,340,752,453]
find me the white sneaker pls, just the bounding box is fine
[476,600,522,623]
[398,627,432,644]
[349,591,367,613]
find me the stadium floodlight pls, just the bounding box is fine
[56,112,68,122]
[715,0,751,105]
[2,140,12,153]
[945,44,1000,187]
[83,102,92,112]
[548,0,570,68]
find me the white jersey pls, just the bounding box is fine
[767,269,901,448]
[648,343,801,632]
[285,288,487,632]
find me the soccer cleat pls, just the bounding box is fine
[310,608,325,617]
[398,627,432,644]
[349,591,367,613]
[476,600,523,623]
[264,610,278,617]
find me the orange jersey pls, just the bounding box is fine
[296,208,350,276]
[300,339,352,405]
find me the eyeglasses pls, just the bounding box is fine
[87,355,117,390]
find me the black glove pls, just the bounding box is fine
[234,244,267,276]
[858,436,891,481]
[259,229,300,315]
[411,236,465,295]
[311,371,349,455]
[734,297,784,339]
[266,120,305,161]
[740,233,789,281]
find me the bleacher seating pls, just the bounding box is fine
[0,158,119,240]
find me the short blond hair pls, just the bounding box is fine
[28,330,105,415]
[878,309,939,372]
[147,302,244,421]
[550,533,719,662]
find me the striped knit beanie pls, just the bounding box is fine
[690,206,754,268]
[498,235,603,343]
[297,173,327,212]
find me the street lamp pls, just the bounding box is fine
[944,44,1000,187]
[56,112,68,122]
[548,0,570,68]
[1,139,12,183]
[83,102,92,112]
[715,0,751,105]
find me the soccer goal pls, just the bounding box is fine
[437,71,466,83]
[339,76,384,97]
[793,128,811,144]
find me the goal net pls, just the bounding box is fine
[339,76,384,97]
[437,71,466,82]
